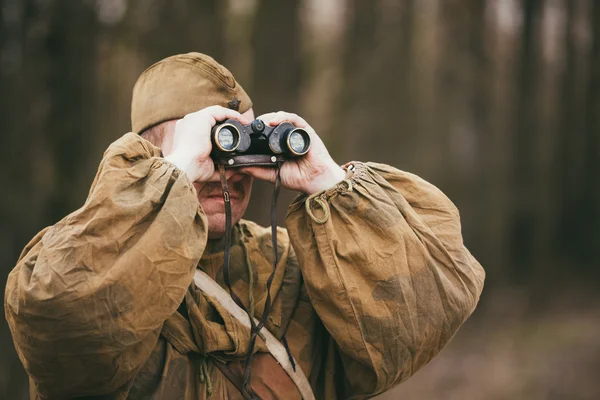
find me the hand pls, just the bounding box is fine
[240,111,345,194]
[164,106,244,183]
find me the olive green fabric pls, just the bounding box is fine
[5,133,485,399]
[131,52,253,134]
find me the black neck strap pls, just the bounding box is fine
[218,163,292,400]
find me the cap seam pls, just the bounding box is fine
[177,54,237,88]
[136,55,237,93]
[176,57,237,92]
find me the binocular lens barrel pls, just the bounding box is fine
[286,128,311,156]
[214,124,240,152]
[212,119,311,159]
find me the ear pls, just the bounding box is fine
[155,120,178,156]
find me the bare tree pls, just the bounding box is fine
[511,0,543,281]
[582,0,600,270]
[246,0,303,225]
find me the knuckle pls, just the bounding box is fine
[203,106,219,115]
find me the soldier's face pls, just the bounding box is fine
[194,108,255,239]
[193,170,253,239]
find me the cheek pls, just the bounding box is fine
[201,199,249,237]
[160,134,175,156]
[241,177,253,197]
[198,196,250,220]
[237,182,253,215]
[232,197,250,219]
[197,178,252,227]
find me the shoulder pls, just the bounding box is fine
[104,132,162,160]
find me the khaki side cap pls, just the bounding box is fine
[131,52,252,134]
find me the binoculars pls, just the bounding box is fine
[211,119,311,167]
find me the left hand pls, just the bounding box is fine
[240,111,345,194]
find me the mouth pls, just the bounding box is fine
[199,181,247,202]
[205,192,243,201]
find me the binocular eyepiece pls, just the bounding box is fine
[211,119,311,167]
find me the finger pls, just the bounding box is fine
[269,111,308,128]
[255,112,278,125]
[180,106,241,130]
[203,105,243,124]
[238,166,277,183]
[184,105,239,121]
[238,111,255,124]
[268,111,293,125]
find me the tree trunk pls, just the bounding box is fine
[582,0,600,271]
[0,1,99,398]
[246,0,303,226]
[510,0,543,281]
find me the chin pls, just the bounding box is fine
[199,192,251,239]
[204,211,246,239]
[205,213,226,238]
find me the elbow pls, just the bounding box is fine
[462,254,486,317]
[5,276,151,398]
[443,247,486,327]
[6,297,154,398]
[442,263,486,349]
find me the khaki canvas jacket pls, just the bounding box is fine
[5,133,485,399]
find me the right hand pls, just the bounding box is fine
[164,106,243,183]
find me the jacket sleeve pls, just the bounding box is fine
[285,162,485,399]
[4,133,207,398]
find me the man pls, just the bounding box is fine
[5,53,485,399]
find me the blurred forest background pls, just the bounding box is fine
[1,0,599,399]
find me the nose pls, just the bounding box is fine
[228,171,247,182]
[203,168,248,183]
